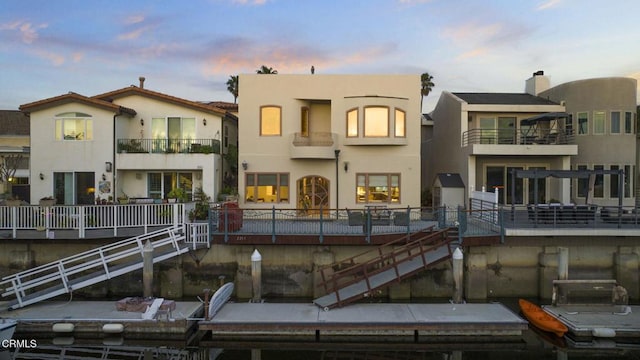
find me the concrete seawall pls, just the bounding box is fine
[0,236,638,303]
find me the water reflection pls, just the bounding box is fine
[3,332,640,360]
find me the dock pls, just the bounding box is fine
[1,300,203,343]
[199,302,528,342]
[543,304,640,344]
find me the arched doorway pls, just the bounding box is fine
[297,176,329,215]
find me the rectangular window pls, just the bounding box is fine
[300,107,309,137]
[148,173,162,199]
[594,165,604,198]
[364,106,389,137]
[394,109,406,137]
[245,173,289,203]
[346,108,358,137]
[593,111,605,135]
[611,111,621,134]
[565,114,573,136]
[610,165,619,198]
[356,173,400,203]
[577,165,588,198]
[260,106,281,136]
[577,112,588,135]
[625,112,634,134]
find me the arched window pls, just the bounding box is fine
[55,112,93,141]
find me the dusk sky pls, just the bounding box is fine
[2,0,639,112]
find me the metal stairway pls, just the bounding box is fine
[314,227,454,310]
[1,225,204,310]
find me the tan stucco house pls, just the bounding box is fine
[238,74,422,213]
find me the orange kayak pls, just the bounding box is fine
[519,298,568,337]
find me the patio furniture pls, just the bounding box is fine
[346,209,364,226]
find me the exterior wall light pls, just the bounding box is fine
[242,160,248,170]
[39,173,44,180]
[140,118,144,126]
[105,162,112,172]
[203,118,207,126]
[344,161,349,172]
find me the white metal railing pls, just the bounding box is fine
[0,225,196,309]
[0,203,192,239]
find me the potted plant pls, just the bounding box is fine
[5,195,21,207]
[167,188,188,203]
[188,187,211,221]
[39,196,56,207]
[117,192,129,204]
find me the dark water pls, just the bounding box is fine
[5,299,640,359]
[5,336,640,360]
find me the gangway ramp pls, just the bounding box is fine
[1,225,208,310]
[314,228,453,310]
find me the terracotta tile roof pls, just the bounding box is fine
[93,86,227,115]
[19,92,136,116]
[0,110,29,135]
[204,101,238,112]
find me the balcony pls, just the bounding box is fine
[462,128,577,156]
[117,138,221,154]
[289,132,337,159]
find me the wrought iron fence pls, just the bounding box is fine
[117,138,221,154]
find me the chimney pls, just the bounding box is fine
[525,70,549,96]
[139,76,146,89]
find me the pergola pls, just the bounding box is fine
[510,168,625,208]
[520,112,570,144]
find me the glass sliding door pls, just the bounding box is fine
[53,171,95,205]
[527,166,547,204]
[485,166,504,204]
[498,117,516,144]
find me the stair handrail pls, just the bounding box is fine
[322,230,453,307]
[1,225,184,300]
[1,226,180,282]
[317,228,449,293]
[316,225,436,274]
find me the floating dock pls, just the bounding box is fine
[543,304,640,344]
[1,300,203,342]
[199,302,528,342]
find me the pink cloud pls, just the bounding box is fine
[117,25,153,41]
[537,0,562,10]
[0,20,48,44]
[32,49,65,66]
[124,15,145,25]
[232,0,267,4]
[201,39,393,75]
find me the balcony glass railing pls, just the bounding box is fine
[117,138,221,154]
[462,128,575,146]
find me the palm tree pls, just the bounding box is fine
[256,65,278,74]
[226,75,239,104]
[420,72,435,113]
